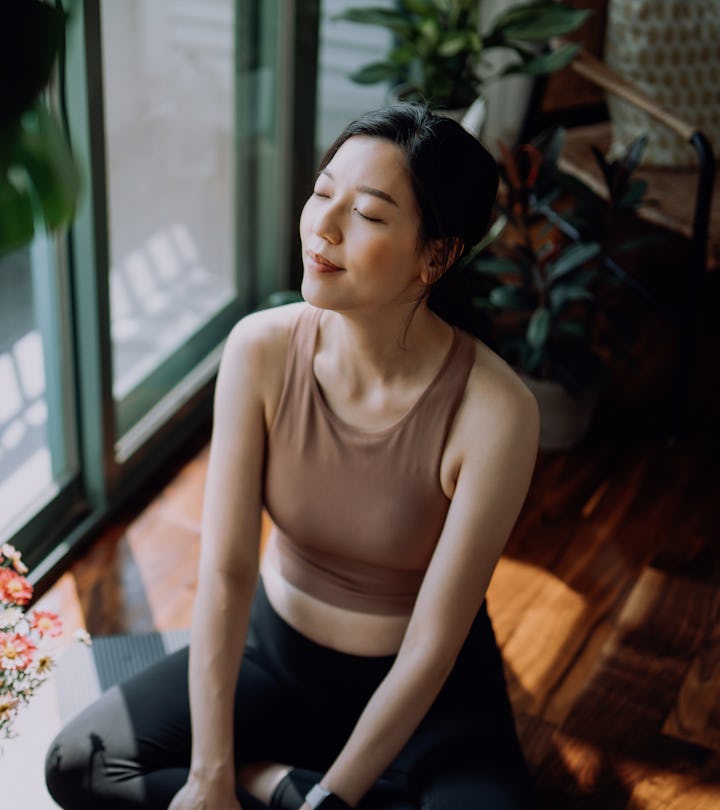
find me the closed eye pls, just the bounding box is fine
[355,209,384,223]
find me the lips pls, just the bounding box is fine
[307,250,344,272]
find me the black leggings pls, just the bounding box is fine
[45,580,534,809]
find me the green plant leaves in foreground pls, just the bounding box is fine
[0,102,81,257]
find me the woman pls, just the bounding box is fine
[46,103,539,810]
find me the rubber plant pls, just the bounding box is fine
[334,0,591,110]
[467,127,650,397]
[0,0,80,257]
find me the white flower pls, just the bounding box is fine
[0,607,23,630]
[73,628,92,646]
[1,543,28,574]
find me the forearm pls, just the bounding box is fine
[187,565,257,783]
[320,644,454,806]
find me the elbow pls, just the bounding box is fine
[398,636,459,692]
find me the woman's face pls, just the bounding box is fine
[299,136,428,313]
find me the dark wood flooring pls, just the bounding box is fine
[36,267,720,808]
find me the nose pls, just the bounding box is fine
[313,201,342,245]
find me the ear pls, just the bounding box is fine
[420,238,463,285]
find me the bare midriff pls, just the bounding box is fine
[260,529,411,657]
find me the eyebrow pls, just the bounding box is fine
[321,170,399,207]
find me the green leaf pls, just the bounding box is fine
[618,179,648,209]
[390,43,419,65]
[546,242,601,283]
[527,306,551,349]
[489,2,559,29]
[555,321,588,339]
[468,214,508,256]
[472,256,522,276]
[332,8,414,38]
[616,233,666,253]
[349,61,402,85]
[0,175,34,257]
[502,43,580,76]
[489,285,536,310]
[490,5,591,42]
[418,17,440,45]
[549,285,593,312]
[437,33,472,57]
[404,0,439,14]
[14,102,81,229]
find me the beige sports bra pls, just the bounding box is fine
[262,305,476,615]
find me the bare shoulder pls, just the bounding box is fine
[454,336,540,456]
[217,301,309,415]
[224,301,307,364]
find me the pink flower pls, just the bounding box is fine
[0,632,36,670]
[30,611,63,639]
[0,568,33,606]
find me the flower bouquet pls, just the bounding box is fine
[0,544,85,738]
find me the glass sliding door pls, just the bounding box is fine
[0,235,79,563]
[98,0,244,440]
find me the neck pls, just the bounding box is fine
[318,301,452,383]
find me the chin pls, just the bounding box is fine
[300,277,344,311]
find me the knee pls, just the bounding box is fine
[44,727,94,809]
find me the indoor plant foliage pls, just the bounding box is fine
[0,544,75,738]
[0,0,80,257]
[468,128,650,441]
[335,0,590,110]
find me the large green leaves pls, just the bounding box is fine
[472,256,523,276]
[489,285,536,311]
[546,242,601,284]
[337,1,588,107]
[18,104,79,227]
[0,170,34,254]
[502,43,580,77]
[0,0,81,256]
[350,62,403,85]
[332,7,414,38]
[527,306,551,349]
[1,102,81,256]
[489,3,591,41]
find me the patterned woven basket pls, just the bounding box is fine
[605,0,720,166]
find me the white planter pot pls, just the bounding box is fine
[520,373,598,451]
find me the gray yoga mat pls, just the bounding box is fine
[54,629,190,722]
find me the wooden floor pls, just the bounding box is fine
[36,269,720,809]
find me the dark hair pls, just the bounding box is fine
[318,103,499,336]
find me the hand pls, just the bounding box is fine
[168,776,243,810]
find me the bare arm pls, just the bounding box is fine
[169,314,272,810]
[314,373,540,808]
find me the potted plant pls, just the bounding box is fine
[334,0,590,124]
[466,127,652,449]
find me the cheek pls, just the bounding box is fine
[299,199,312,238]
